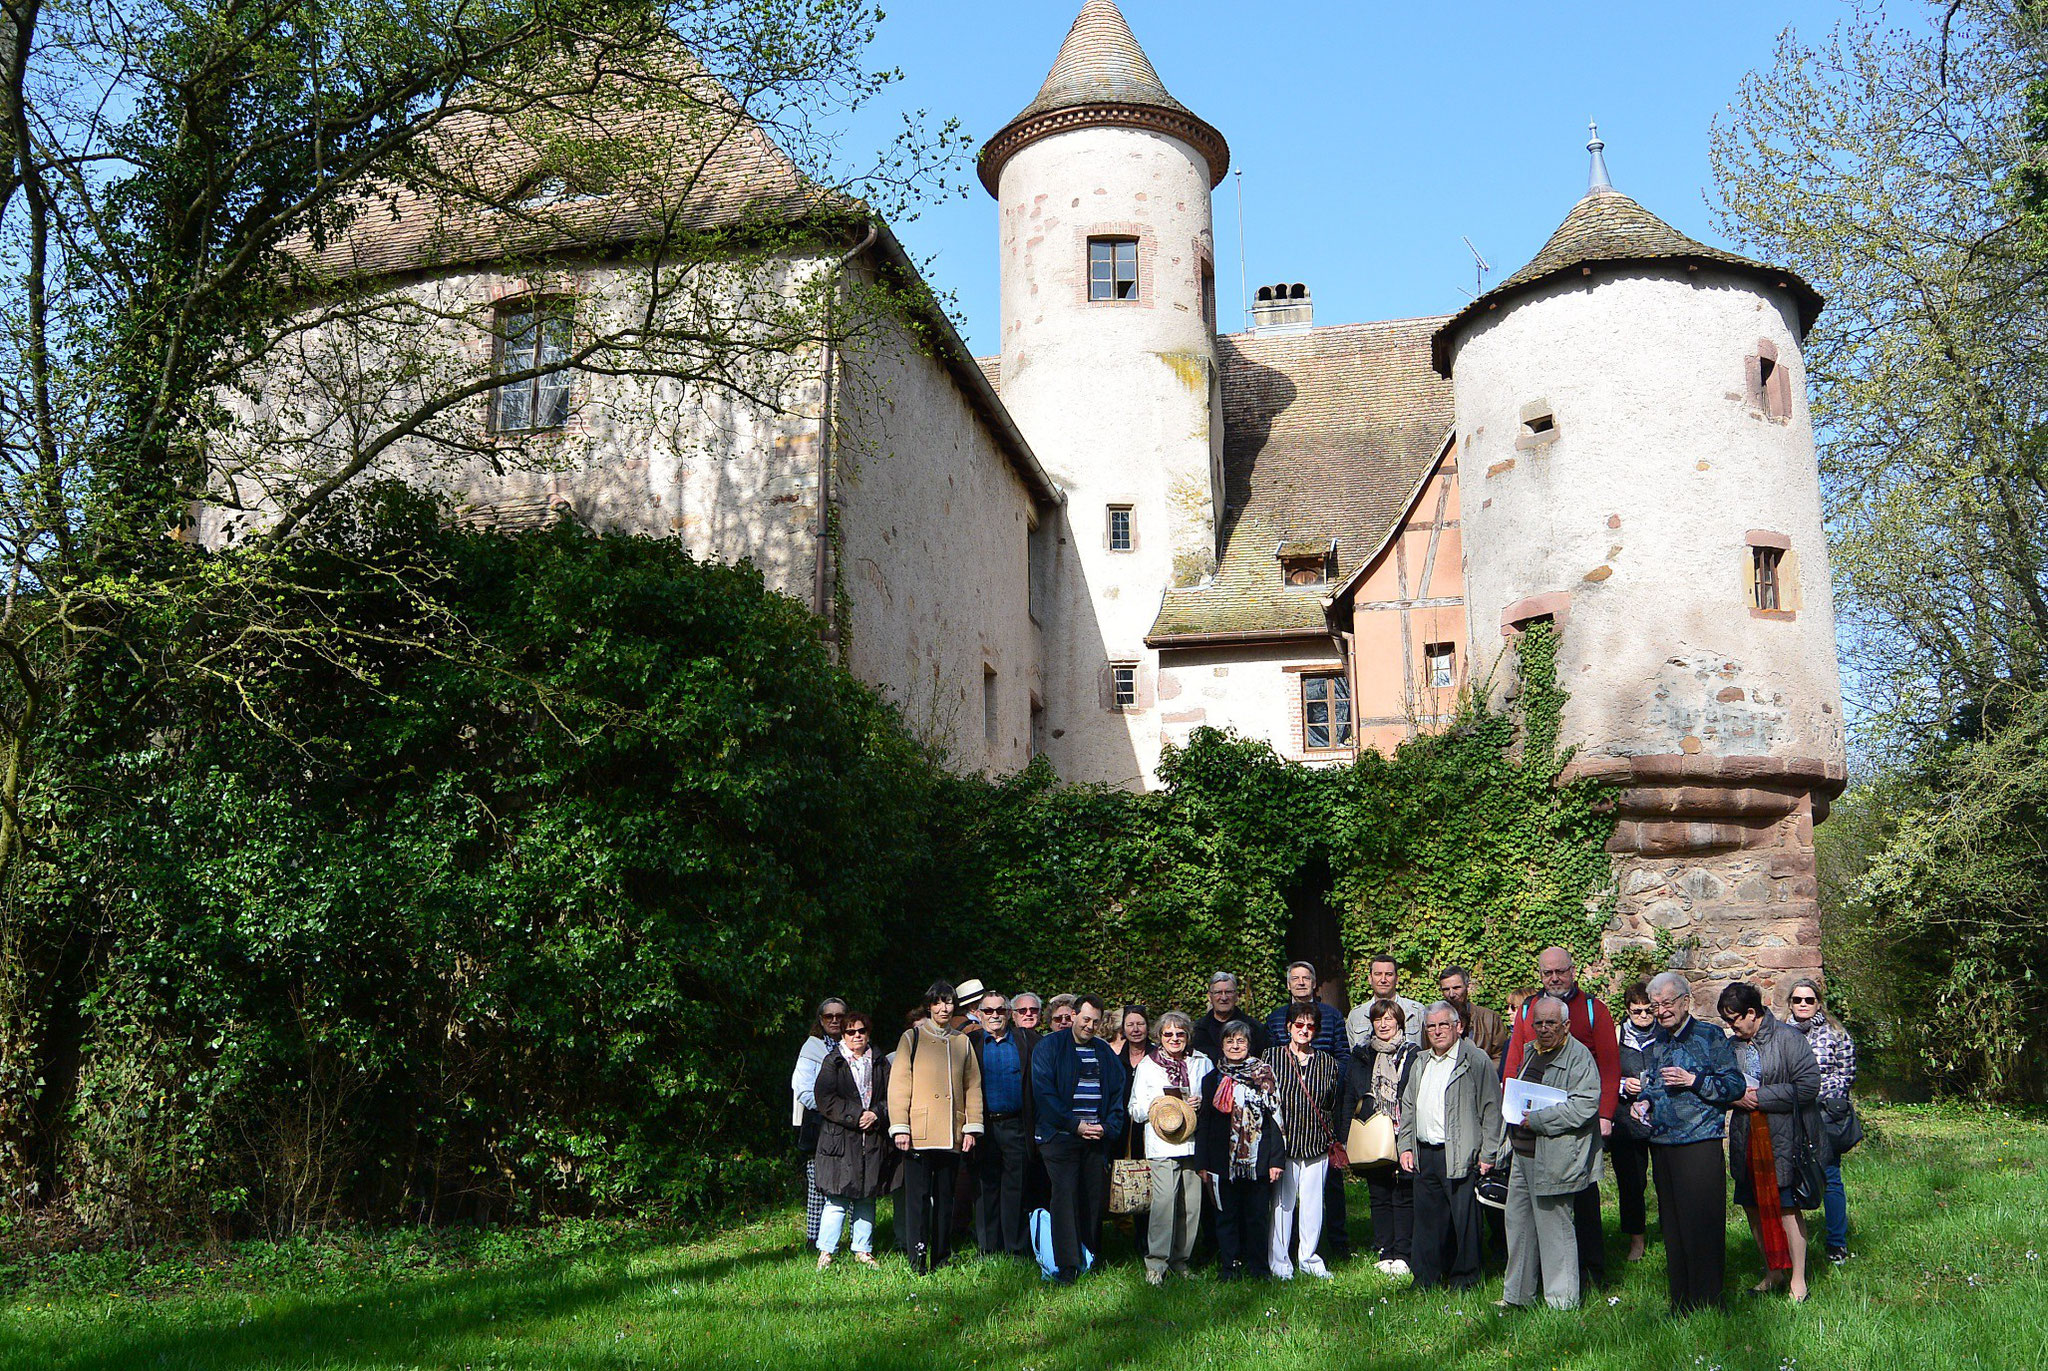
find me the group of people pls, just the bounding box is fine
[788,950,1859,1315]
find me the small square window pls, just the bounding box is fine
[1107,505,1133,552]
[1301,673,1353,750]
[1089,238,1139,301]
[1426,642,1456,690]
[492,299,573,432]
[1751,546,1783,611]
[1112,663,1138,709]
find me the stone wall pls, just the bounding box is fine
[1604,805,1824,1011]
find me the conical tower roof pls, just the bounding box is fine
[1430,150,1823,376]
[978,0,1228,195]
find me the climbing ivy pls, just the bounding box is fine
[936,624,1621,1020]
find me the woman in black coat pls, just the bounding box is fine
[1194,1020,1284,1281]
[1341,998,1416,1273]
[813,1009,892,1268]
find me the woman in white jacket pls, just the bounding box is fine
[1129,1010,1213,1283]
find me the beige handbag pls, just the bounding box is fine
[1347,1112,1398,1168]
[1109,1157,1153,1214]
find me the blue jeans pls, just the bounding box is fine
[818,1195,875,1255]
[1823,1164,1848,1251]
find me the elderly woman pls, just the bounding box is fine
[1129,1010,1212,1283]
[1632,970,1746,1314]
[1263,1001,1344,1280]
[1613,981,1658,1263]
[791,997,847,1247]
[887,981,985,1275]
[1196,1020,1283,1281]
[1784,976,1856,1262]
[813,1010,890,1269]
[1719,981,1823,1302]
[1501,994,1603,1309]
[1046,994,1078,1033]
[1342,998,1415,1275]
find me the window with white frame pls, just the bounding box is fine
[1426,642,1456,690]
[1088,237,1139,301]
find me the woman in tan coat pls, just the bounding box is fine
[888,981,984,1273]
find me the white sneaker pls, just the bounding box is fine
[1385,1258,1410,1277]
[1373,1258,1396,1275]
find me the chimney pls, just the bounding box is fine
[1251,282,1313,334]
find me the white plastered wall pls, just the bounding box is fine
[1154,642,1351,765]
[1450,266,1845,767]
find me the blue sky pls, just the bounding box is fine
[849,0,1855,356]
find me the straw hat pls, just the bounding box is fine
[1148,1095,1198,1145]
[954,978,988,1007]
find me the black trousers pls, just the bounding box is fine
[1323,1164,1351,1259]
[975,1115,1031,1256]
[1653,1139,1728,1313]
[1573,1182,1606,1285]
[1612,1135,1651,1237]
[1366,1165,1413,1261]
[900,1149,962,1273]
[1410,1144,1482,1290]
[1040,1133,1108,1273]
[1215,1176,1271,1279]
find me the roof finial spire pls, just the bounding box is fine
[1587,120,1614,195]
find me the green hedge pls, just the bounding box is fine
[0,499,1617,1237]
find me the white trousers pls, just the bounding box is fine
[1268,1155,1329,1278]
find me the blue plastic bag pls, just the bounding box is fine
[1028,1206,1094,1278]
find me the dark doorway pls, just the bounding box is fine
[1280,854,1345,1013]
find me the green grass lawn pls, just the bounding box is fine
[1,1104,2041,1370]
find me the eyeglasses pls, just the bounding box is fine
[843,1027,868,1036]
[1648,997,1685,1011]
[1789,995,1818,1005]
[1161,1029,1188,1039]
[821,1012,845,1020]
[1628,1004,1655,1014]
[1425,1020,1457,1032]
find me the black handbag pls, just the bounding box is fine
[1823,1098,1864,1156]
[1786,1107,1829,1210]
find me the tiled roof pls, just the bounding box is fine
[977,0,1227,193]
[1148,318,1455,643]
[1431,189,1822,375]
[296,71,838,282]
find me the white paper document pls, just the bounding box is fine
[1501,1077,1570,1124]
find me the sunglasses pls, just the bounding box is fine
[843,1027,869,1036]
[1789,995,1818,1004]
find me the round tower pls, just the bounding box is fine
[979,0,1227,787]
[1435,129,1846,1004]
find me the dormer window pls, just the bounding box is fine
[1089,237,1139,301]
[1277,540,1332,587]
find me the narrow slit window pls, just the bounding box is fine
[1301,674,1353,750]
[1752,546,1783,611]
[1111,663,1138,709]
[1089,238,1139,301]
[1107,505,1133,552]
[1426,642,1456,690]
[493,299,573,432]
[1524,412,1554,436]
[983,668,999,746]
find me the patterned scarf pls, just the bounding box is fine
[1148,1047,1191,1094]
[1213,1056,1278,1181]
[1368,1037,1409,1120]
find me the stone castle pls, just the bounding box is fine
[239,0,1847,1002]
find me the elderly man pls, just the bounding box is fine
[1438,965,1508,1065]
[1347,954,1425,1048]
[1011,991,1045,1034]
[969,989,1038,1260]
[1627,970,1746,1314]
[1264,961,1345,1054]
[1398,1001,1503,1292]
[1499,945,1621,1289]
[1031,993,1127,1283]
[1501,995,1603,1309]
[1193,971,1269,1063]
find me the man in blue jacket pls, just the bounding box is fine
[1631,970,1747,1314]
[1031,993,1127,1283]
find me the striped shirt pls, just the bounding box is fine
[1261,1045,1343,1162]
[1071,1040,1107,1122]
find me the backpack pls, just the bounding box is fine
[1028,1206,1094,1278]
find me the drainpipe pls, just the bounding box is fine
[814,221,879,651]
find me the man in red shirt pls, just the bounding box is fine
[1500,946,1620,1291]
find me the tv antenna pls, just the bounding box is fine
[1462,236,1492,298]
